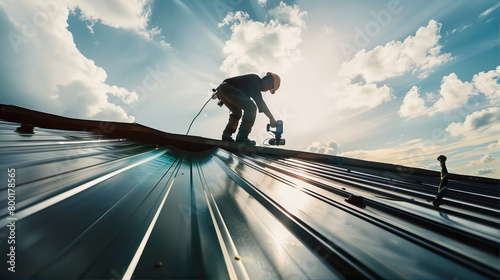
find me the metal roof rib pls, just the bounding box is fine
[0,104,498,279]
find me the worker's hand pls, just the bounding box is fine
[265,111,277,127]
[269,118,277,128]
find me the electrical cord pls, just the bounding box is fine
[262,137,273,147]
[186,91,218,135]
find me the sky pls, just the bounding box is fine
[0,0,499,178]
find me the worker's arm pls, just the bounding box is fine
[264,111,277,127]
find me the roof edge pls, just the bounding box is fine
[249,147,499,184]
[1,104,498,184]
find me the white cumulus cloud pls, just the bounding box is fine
[472,66,500,104]
[466,154,495,167]
[257,0,267,6]
[398,86,427,118]
[398,69,498,119]
[67,0,157,39]
[324,20,450,112]
[0,0,152,122]
[430,73,477,115]
[446,107,500,137]
[268,1,307,30]
[339,20,452,83]
[306,140,341,155]
[218,2,307,76]
[473,168,497,176]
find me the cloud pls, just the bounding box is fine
[422,162,440,172]
[479,3,500,20]
[57,80,138,121]
[159,39,171,48]
[446,107,500,137]
[487,139,500,150]
[67,0,157,39]
[447,23,473,37]
[218,2,307,76]
[466,154,495,167]
[268,1,307,30]
[257,0,267,6]
[340,138,438,167]
[306,140,340,155]
[324,20,450,112]
[473,168,497,176]
[1,0,144,122]
[398,86,427,118]
[338,134,500,177]
[399,69,499,119]
[322,77,393,110]
[339,20,452,83]
[430,73,476,114]
[472,66,500,104]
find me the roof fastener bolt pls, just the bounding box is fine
[16,124,35,134]
[345,194,366,208]
[154,261,163,268]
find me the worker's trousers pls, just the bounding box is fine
[217,83,257,139]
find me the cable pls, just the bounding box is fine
[186,91,218,135]
[262,137,273,147]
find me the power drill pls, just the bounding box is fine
[266,120,285,146]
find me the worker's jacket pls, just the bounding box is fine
[222,74,270,113]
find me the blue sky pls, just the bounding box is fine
[0,0,499,178]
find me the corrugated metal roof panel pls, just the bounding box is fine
[0,106,499,279]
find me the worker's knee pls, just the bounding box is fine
[243,104,257,115]
[231,111,242,119]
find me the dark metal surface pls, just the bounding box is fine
[0,113,499,279]
[2,103,497,185]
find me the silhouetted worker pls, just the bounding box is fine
[216,72,280,145]
[432,155,449,206]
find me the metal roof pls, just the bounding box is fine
[0,104,499,279]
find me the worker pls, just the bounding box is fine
[216,72,280,145]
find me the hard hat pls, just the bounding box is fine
[267,72,281,94]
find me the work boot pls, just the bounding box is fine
[432,198,440,207]
[236,136,256,146]
[222,133,234,142]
